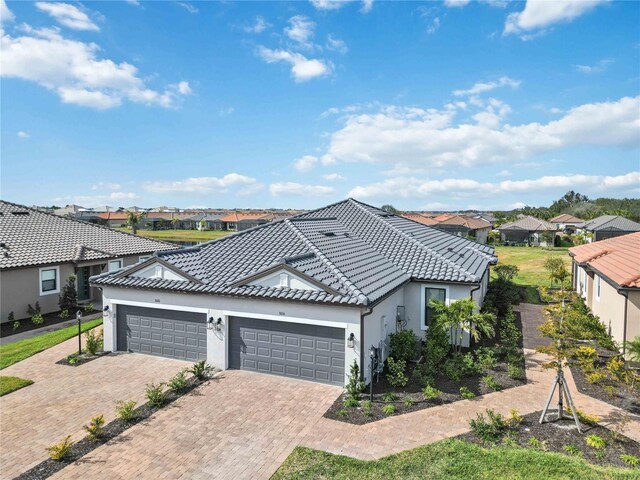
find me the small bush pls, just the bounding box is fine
[585,370,606,384]
[84,303,95,314]
[507,408,523,427]
[115,400,137,422]
[460,386,476,399]
[168,369,188,393]
[190,360,214,381]
[443,356,464,381]
[27,302,41,316]
[404,398,414,407]
[337,409,349,418]
[507,364,525,380]
[469,409,508,444]
[385,357,408,388]
[59,309,70,320]
[83,414,105,441]
[66,353,79,365]
[85,329,103,355]
[343,397,359,408]
[8,311,15,323]
[585,434,606,450]
[475,347,498,371]
[382,392,398,402]
[382,404,396,415]
[482,375,502,391]
[620,454,639,467]
[345,360,364,400]
[566,407,599,426]
[562,444,582,457]
[528,436,548,451]
[145,382,166,408]
[31,313,44,326]
[422,384,442,401]
[46,436,74,461]
[361,400,372,417]
[12,320,20,331]
[412,363,434,388]
[58,275,78,312]
[389,329,418,362]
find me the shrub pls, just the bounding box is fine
[361,400,372,417]
[469,409,508,444]
[412,363,433,387]
[84,303,95,314]
[620,454,639,467]
[190,360,214,381]
[46,435,74,461]
[422,319,450,380]
[31,313,44,326]
[382,404,396,415]
[460,386,476,399]
[59,309,70,320]
[145,382,167,408]
[389,329,418,362]
[58,275,78,312]
[85,329,103,355]
[475,347,498,371]
[382,392,398,402]
[168,369,188,393]
[422,384,442,401]
[507,364,525,380]
[565,407,599,426]
[574,345,597,366]
[462,352,482,376]
[562,444,582,457]
[482,375,502,391]
[585,370,606,384]
[8,311,15,323]
[27,302,41,316]
[494,264,519,282]
[66,353,80,365]
[606,357,626,382]
[343,397,359,408]
[385,357,408,388]
[83,414,105,441]
[115,400,137,422]
[12,320,20,331]
[443,356,464,381]
[499,310,521,353]
[345,360,364,400]
[507,408,523,427]
[404,398,414,407]
[585,434,606,450]
[337,409,349,418]
[528,436,548,450]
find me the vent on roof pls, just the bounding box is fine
[343,232,350,238]
[322,232,336,237]
[10,211,29,216]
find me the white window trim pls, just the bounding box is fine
[108,259,123,272]
[138,255,152,263]
[595,275,601,302]
[39,266,60,296]
[420,283,450,331]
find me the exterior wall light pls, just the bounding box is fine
[208,317,214,330]
[215,317,223,332]
[347,332,355,349]
[103,305,110,312]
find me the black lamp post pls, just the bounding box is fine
[369,345,376,403]
[76,310,82,355]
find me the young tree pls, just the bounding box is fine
[626,336,640,363]
[543,256,569,289]
[493,264,519,283]
[171,217,179,230]
[381,204,399,215]
[126,211,145,235]
[58,275,78,312]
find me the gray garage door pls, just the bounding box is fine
[229,316,345,386]
[117,305,207,361]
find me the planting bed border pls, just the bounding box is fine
[55,351,111,367]
[570,364,640,415]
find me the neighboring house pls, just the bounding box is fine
[498,216,556,246]
[189,213,224,231]
[54,204,87,217]
[97,212,131,228]
[549,213,585,234]
[569,233,640,359]
[144,212,195,230]
[401,213,438,226]
[219,212,269,231]
[473,212,497,226]
[579,215,640,242]
[92,199,496,387]
[0,201,176,322]
[434,215,492,244]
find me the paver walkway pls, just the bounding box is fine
[0,331,189,479]
[514,302,547,350]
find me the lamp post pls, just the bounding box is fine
[76,310,82,355]
[369,345,376,403]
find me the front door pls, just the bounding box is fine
[77,266,91,301]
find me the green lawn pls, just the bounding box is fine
[272,440,637,480]
[0,318,103,370]
[114,227,231,242]
[0,376,34,396]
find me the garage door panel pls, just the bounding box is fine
[229,316,345,386]
[117,305,206,362]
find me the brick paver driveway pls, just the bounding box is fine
[0,332,189,479]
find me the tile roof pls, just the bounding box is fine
[218,212,270,222]
[498,215,556,232]
[401,213,438,226]
[93,199,496,306]
[569,232,640,289]
[581,215,640,232]
[436,215,492,230]
[549,213,584,223]
[0,201,177,269]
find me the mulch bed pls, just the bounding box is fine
[15,375,213,480]
[459,410,640,470]
[570,363,640,415]
[1,310,101,339]
[55,351,110,367]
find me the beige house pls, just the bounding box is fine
[0,201,176,323]
[569,232,640,358]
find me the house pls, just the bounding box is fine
[579,215,640,242]
[433,215,493,244]
[0,201,176,322]
[549,213,585,234]
[91,199,496,387]
[97,212,131,228]
[401,213,438,226]
[219,212,269,231]
[473,213,497,226]
[189,213,224,231]
[569,233,640,359]
[498,215,556,246]
[54,204,87,217]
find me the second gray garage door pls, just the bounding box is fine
[229,316,345,386]
[117,305,207,361]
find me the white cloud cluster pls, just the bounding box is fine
[1,0,15,22]
[17,130,30,139]
[1,20,191,109]
[177,2,198,14]
[293,155,318,172]
[453,76,520,97]
[257,47,331,82]
[285,15,315,49]
[143,174,261,195]
[91,182,121,191]
[243,16,270,34]
[270,182,334,197]
[326,34,348,54]
[573,58,613,74]
[323,173,346,181]
[35,2,99,31]
[310,0,373,13]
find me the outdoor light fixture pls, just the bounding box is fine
[76,310,83,356]
[103,305,110,312]
[207,317,214,330]
[215,317,223,332]
[347,332,355,349]
[369,345,377,403]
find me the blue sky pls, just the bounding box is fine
[1,0,639,211]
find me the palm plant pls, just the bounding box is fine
[428,298,496,354]
[626,336,640,362]
[126,211,145,235]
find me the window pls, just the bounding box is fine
[279,273,289,288]
[39,266,59,295]
[424,286,447,329]
[108,259,123,272]
[139,255,152,263]
[595,275,601,301]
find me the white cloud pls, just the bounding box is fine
[453,76,520,97]
[143,174,260,195]
[1,24,191,109]
[310,0,348,11]
[243,16,270,34]
[35,2,99,31]
[326,34,348,54]
[219,106,234,116]
[270,182,334,197]
[573,58,614,74]
[323,173,346,181]
[497,169,511,177]
[322,96,640,169]
[177,2,198,14]
[285,15,315,49]
[257,46,331,82]
[17,130,30,139]
[418,7,441,35]
[505,0,607,37]
[422,202,449,210]
[91,182,121,191]
[293,155,318,172]
[1,0,15,23]
[360,0,373,13]
[63,191,138,207]
[444,0,471,7]
[125,0,140,6]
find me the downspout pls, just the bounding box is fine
[620,289,629,359]
[468,283,482,349]
[360,307,373,382]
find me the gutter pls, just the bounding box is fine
[360,307,373,382]
[619,288,630,359]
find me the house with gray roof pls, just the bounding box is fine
[498,215,557,246]
[0,201,176,323]
[92,199,496,387]
[579,215,640,242]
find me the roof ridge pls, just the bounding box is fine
[347,199,477,281]
[284,218,369,304]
